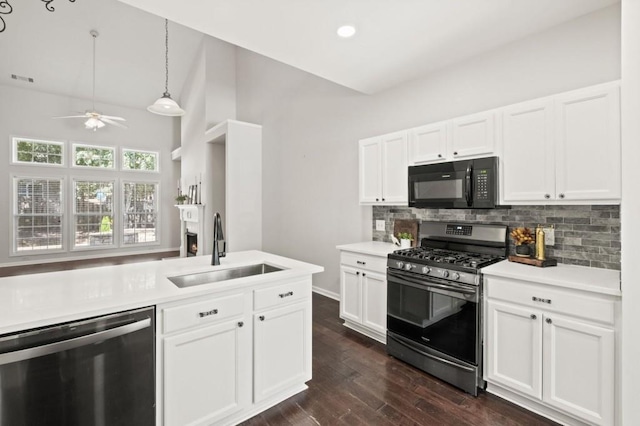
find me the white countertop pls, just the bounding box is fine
[482,260,621,297]
[336,241,397,257]
[0,250,324,335]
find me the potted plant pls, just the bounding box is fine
[510,227,535,257]
[397,232,414,249]
[175,194,188,205]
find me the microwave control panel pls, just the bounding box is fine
[475,169,490,200]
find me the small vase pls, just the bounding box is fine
[515,244,530,257]
[400,239,412,249]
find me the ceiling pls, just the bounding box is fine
[0,0,619,114]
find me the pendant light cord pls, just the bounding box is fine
[164,18,170,96]
[92,30,97,111]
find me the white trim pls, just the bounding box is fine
[70,142,117,170]
[121,148,160,173]
[312,286,340,301]
[11,136,65,168]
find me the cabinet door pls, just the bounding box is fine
[340,266,362,323]
[359,137,382,203]
[542,315,615,426]
[486,300,542,399]
[380,131,408,204]
[501,99,556,202]
[450,111,495,159]
[254,301,312,402]
[408,122,448,164]
[361,271,387,337]
[555,84,621,201]
[163,320,250,426]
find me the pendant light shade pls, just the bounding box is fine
[148,19,185,117]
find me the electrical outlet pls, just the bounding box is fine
[376,220,386,232]
[542,227,555,246]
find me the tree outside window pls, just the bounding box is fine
[73,180,115,248]
[15,178,63,251]
[123,182,158,244]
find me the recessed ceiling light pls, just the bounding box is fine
[337,25,356,38]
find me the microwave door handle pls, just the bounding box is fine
[465,164,473,206]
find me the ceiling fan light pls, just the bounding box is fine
[147,93,185,116]
[85,117,105,130]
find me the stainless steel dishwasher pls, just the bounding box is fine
[0,306,155,426]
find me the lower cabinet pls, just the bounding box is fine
[485,277,618,426]
[159,277,312,426]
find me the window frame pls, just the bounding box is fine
[11,175,65,256]
[11,136,66,168]
[71,143,117,170]
[121,180,161,247]
[121,148,160,173]
[71,178,117,251]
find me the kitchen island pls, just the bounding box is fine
[0,251,324,426]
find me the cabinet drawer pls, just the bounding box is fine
[486,276,615,325]
[340,252,387,273]
[162,293,245,334]
[254,279,311,311]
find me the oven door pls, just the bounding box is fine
[408,160,473,208]
[387,269,480,365]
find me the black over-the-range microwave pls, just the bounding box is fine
[408,156,500,209]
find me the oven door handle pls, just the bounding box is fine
[389,333,475,372]
[388,270,477,295]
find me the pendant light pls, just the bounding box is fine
[148,19,185,116]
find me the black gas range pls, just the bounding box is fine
[386,221,507,396]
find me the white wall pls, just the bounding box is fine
[0,84,181,265]
[205,37,237,127]
[620,0,640,423]
[235,5,621,297]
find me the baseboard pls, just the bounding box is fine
[343,320,387,344]
[312,286,340,301]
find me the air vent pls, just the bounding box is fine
[11,74,34,83]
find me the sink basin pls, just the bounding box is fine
[168,263,285,288]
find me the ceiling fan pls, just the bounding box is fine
[53,30,127,131]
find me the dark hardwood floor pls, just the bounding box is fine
[242,293,558,426]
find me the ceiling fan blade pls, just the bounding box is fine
[101,117,128,129]
[100,115,126,121]
[52,115,89,119]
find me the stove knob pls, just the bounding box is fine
[405,263,413,271]
[396,261,404,269]
[442,270,450,278]
[452,272,461,280]
[422,266,431,274]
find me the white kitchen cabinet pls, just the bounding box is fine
[484,274,618,426]
[500,81,621,204]
[450,110,496,159]
[339,250,389,343]
[359,131,408,205]
[254,300,312,403]
[408,122,448,164]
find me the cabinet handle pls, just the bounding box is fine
[544,194,550,199]
[356,261,366,265]
[438,154,442,158]
[198,308,218,318]
[279,291,294,298]
[532,296,551,304]
[356,271,360,276]
[376,198,379,202]
[453,151,458,156]
[546,318,553,324]
[382,198,385,201]
[362,273,366,277]
[559,193,565,199]
[238,321,244,327]
[259,315,265,321]
[530,314,537,320]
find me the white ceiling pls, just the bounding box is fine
[0,0,619,114]
[117,0,619,95]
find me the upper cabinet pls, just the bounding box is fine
[407,111,496,166]
[501,82,621,204]
[359,131,408,205]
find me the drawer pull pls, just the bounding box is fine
[532,296,551,304]
[238,321,244,327]
[198,309,218,318]
[279,291,294,298]
[546,318,553,324]
[530,314,537,320]
[259,315,265,321]
[356,272,360,276]
[356,261,366,265]
[362,273,366,277]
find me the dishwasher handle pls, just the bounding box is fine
[0,317,151,366]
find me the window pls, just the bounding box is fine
[122,149,159,172]
[12,137,64,166]
[14,177,63,253]
[73,180,115,249]
[72,144,116,169]
[123,182,158,244]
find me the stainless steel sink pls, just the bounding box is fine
[168,263,285,288]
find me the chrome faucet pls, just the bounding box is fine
[211,212,226,265]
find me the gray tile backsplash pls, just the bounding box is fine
[372,205,621,270]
